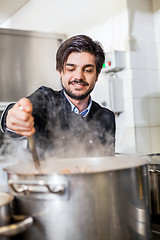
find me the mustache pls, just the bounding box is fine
[69,79,89,86]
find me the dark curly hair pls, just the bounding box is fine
[56,35,105,76]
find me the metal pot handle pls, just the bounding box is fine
[149,169,160,175]
[8,180,69,200]
[0,215,33,237]
[9,180,65,194]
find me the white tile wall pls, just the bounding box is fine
[133,98,149,127]
[129,39,160,154]
[90,5,160,155]
[128,0,155,41]
[125,51,132,68]
[146,70,160,97]
[144,41,159,69]
[116,98,134,128]
[118,69,133,99]
[150,127,160,153]
[135,127,151,154]
[115,127,136,154]
[148,98,160,126]
[131,13,155,41]
[153,0,160,42]
[132,69,147,98]
[129,40,145,69]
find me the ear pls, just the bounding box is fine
[58,70,62,79]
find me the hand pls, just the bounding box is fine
[6,98,35,137]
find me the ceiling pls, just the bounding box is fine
[0,0,29,25]
[0,0,127,35]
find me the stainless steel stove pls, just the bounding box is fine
[151,215,160,239]
[152,224,160,239]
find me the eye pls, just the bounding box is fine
[66,67,74,72]
[84,68,93,73]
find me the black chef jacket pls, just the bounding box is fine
[1,86,116,158]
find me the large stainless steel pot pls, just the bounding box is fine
[0,192,13,240]
[4,156,151,240]
[0,192,33,240]
[147,153,160,220]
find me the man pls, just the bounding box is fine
[1,35,116,158]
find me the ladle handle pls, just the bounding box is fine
[28,135,42,173]
[18,105,42,173]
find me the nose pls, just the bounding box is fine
[74,68,84,80]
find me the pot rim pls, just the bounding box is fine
[0,192,13,207]
[3,156,148,176]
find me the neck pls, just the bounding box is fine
[66,94,90,113]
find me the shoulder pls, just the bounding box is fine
[35,86,61,97]
[27,86,63,118]
[89,100,115,132]
[91,100,115,118]
[27,86,62,102]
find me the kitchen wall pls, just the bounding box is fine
[152,0,160,153]
[153,0,160,80]
[84,0,160,154]
[0,0,159,154]
[126,0,160,154]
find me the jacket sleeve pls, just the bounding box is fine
[0,86,51,139]
[0,103,23,138]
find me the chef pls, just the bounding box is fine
[1,35,116,158]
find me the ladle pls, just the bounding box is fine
[19,106,42,173]
[28,135,42,173]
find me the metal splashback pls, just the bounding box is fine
[0,28,66,102]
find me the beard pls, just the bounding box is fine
[61,79,94,100]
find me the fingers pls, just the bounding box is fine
[6,98,35,137]
[17,98,33,113]
[14,128,35,137]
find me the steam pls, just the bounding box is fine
[0,136,32,191]
[1,110,115,167]
[42,119,115,160]
[1,135,32,163]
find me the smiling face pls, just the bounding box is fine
[58,52,98,101]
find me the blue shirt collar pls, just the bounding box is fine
[63,90,92,117]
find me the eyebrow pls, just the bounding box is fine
[65,63,95,68]
[65,63,75,67]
